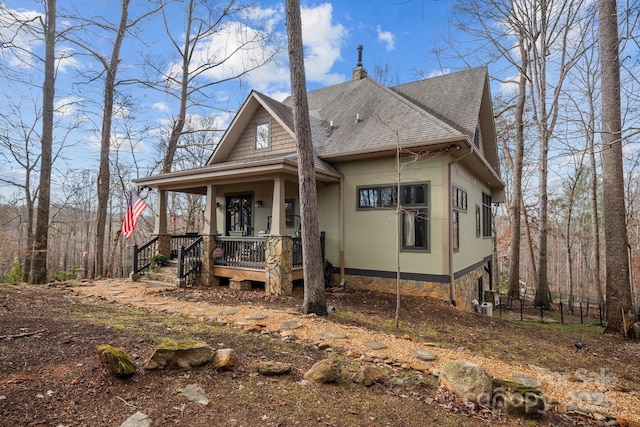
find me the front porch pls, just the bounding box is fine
[132,233,315,295]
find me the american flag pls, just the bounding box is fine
[122,189,147,239]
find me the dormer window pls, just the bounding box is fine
[255,121,271,151]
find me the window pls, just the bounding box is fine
[401,184,429,250]
[453,186,467,211]
[475,205,481,237]
[357,185,397,208]
[358,183,429,250]
[285,199,294,227]
[482,192,492,237]
[452,210,459,252]
[255,121,270,150]
[452,186,466,252]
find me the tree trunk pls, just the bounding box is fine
[31,0,56,284]
[94,0,130,278]
[507,34,529,299]
[285,0,326,316]
[599,0,634,334]
[161,0,193,174]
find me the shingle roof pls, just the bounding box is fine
[282,77,465,157]
[391,67,488,140]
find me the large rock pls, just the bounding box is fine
[97,344,136,378]
[212,348,238,370]
[257,361,292,376]
[178,384,210,406]
[492,379,545,417]
[439,360,493,404]
[144,340,213,370]
[120,411,151,427]
[303,358,341,383]
[352,365,386,386]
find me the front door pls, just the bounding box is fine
[226,194,253,236]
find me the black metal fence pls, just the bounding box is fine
[492,295,605,326]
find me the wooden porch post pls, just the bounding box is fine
[155,189,170,258]
[270,177,286,235]
[265,177,292,295]
[202,185,220,286]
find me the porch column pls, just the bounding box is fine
[202,185,220,286]
[270,177,286,235]
[155,189,170,257]
[265,235,293,295]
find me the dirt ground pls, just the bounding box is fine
[1,280,638,426]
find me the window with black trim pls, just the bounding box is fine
[453,186,467,211]
[255,121,270,150]
[285,199,294,227]
[475,205,481,237]
[482,192,492,237]
[452,210,459,252]
[357,185,397,208]
[358,183,429,250]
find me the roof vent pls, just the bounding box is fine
[352,45,367,81]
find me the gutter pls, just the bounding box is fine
[447,142,474,306]
[339,177,345,287]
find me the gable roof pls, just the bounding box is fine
[138,66,503,199]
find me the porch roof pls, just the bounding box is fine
[133,156,342,195]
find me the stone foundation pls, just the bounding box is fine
[229,279,252,291]
[265,235,293,296]
[344,264,491,313]
[157,234,171,258]
[344,274,451,302]
[200,235,220,286]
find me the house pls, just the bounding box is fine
[133,49,504,312]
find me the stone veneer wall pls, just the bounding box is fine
[200,235,219,286]
[265,235,293,296]
[157,234,171,258]
[454,264,489,312]
[343,263,490,313]
[344,274,451,302]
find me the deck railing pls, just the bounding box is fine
[133,237,159,275]
[214,236,266,269]
[177,236,203,286]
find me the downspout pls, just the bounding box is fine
[339,176,345,287]
[448,144,474,306]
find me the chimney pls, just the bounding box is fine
[352,45,367,81]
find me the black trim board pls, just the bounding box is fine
[342,256,492,283]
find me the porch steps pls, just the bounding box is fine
[142,261,179,286]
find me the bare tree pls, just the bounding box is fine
[285,0,326,316]
[599,0,635,334]
[144,0,279,173]
[31,0,57,284]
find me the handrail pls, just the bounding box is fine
[133,236,159,275]
[178,236,203,286]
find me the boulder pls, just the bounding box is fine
[492,379,545,417]
[178,384,210,406]
[352,365,386,386]
[303,358,341,383]
[257,361,292,376]
[97,344,135,378]
[439,360,493,404]
[212,348,238,370]
[120,411,151,427]
[144,340,213,370]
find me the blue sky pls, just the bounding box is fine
[2,0,495,201]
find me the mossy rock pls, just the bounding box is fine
[492,379,545,417]
[97,344,136,378]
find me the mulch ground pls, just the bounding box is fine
[1,280,637,426]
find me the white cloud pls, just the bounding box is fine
[152,102,170,113]
[54,96,82,117]
[376,25,395,51]
[0,6,43,69]
[56,47,81,73]
[300,3,348,84]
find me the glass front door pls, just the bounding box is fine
[226,194,253,235]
